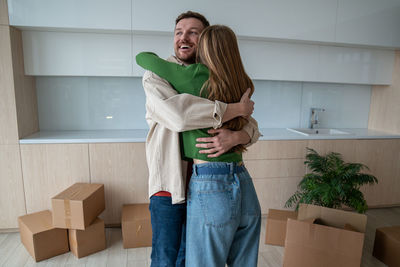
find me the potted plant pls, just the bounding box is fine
[285,148,378,213]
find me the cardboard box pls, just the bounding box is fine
[52,183,105,230]
[18,210,69,262]
[373,225,400,267]
[121,204,152,248]
[69,217,106,258]
[265,209,297,246]
[283,204,367,267]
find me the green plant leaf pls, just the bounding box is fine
[285,147,378,213]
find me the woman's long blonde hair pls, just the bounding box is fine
[197,25,254,153]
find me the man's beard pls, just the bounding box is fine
[178,53,196,64]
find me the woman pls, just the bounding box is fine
[136,25,261,267]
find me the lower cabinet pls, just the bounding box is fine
[245,139,400,214]
[20,144,90,214]
[244,141,307,214]
[89,143,148,225]
[18,142,149,226]
[3,138,398,229]
[0,145,26,229]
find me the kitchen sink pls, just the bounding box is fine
[287,128,353,136]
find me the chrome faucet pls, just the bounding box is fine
[309,107,325,129]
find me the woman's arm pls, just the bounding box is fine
[136,52,207,96]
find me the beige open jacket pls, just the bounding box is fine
[143,55,261,204]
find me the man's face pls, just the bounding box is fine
[174,18,205,65]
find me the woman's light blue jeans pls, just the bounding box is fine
[186,162,261,267]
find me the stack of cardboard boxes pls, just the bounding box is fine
[265,204,367,267]
[18,183,106,262]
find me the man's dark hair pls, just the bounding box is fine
[175,11,210,28]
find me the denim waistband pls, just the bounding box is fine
[193,162,246,176]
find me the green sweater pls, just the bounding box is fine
[136,52,242,162]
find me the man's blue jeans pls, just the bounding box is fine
[149,196,186,267]
[186,162,261,267]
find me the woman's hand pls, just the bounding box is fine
[221,88,254,123]
[240,88,254,119]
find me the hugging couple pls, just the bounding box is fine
[137,10,261,267]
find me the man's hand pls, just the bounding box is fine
[196,128,241,158]
[240,88,254,119]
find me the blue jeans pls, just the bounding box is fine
[149,196,186,267]
[186,162,261,267]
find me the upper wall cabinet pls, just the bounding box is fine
[239,38,394,84]
[7,0,131,30]
[336,0,400,48]
[132,0,337,43]
[23,30,132,76]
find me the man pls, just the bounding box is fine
[142,11,261,267]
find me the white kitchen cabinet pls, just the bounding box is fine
[22,30,132,76]
[336,0,400,48]
[238,38,394,84]
[316,46,394,84]
[8,0,131,31]
[132,33,173,76]
[238,39,320,82]
[132,0,337,42]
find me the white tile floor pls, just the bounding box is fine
[1,207,399,267]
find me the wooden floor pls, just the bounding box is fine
[1,207,399,267]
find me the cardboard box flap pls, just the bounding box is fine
[373,226,400,267]
[268,209,298,220]
[379,226,400,241]
[298,204,367,233]
[284,218,365,267]
[18,210,54,234]
[122,204,150,221]
[52,183,103,201]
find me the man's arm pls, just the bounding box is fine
[143,70,251,132]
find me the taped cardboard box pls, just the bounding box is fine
[373,225,400,267]
[69,217,106,258]
[18,210,69,262]
[52,183,105,230]
[121,204,152,248]
[283,204,367,267]
[265,209,297,246]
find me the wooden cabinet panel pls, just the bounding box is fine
[246,159,305,179]
[0,0,8,25]
[253,177,302,214]
[307,139,400,207]
[307,139,358,162]
[245,140,307,213]
[89,143,148,225]
[9,27,38,139]
[20,144,90,213]
[244,140,307,160]
[369,51,400,133]
[0,26,18,145]
[0,145,26,228]
[355,139,400,206]
[249,139,400,213]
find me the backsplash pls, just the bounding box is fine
[36,77,371,130]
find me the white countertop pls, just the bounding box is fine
[19,128,400,144]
